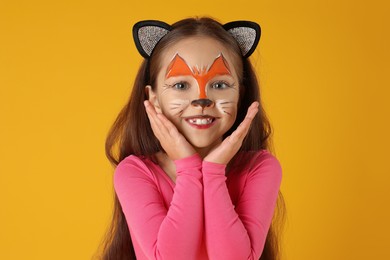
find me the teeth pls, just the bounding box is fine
[188,118,213,125]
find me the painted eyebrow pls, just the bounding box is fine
[203,54,231,77]
[165,53,231,79]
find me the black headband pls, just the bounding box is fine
[133,20,261,59]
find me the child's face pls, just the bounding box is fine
[147,36,240,150]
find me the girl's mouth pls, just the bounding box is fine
[184,116,216,128]
[187,117,214,125]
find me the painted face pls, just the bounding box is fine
[148,37,240,151]
[165,53,232,100]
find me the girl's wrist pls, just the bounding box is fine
[202,160,227,175]
[174,153,202,170]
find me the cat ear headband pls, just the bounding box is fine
[133,20,261,59]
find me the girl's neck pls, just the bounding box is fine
[194,146,212,159]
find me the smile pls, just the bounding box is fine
[184,116,216,129]
[188,118,213,125]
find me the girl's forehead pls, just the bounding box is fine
[159,37,238,77]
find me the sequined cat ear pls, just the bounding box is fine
[223,21,261,58]
[133,20,171,58]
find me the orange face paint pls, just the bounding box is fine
[165,53,231,99]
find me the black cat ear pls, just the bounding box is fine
[223,21,261,58]
[133,20,171,58]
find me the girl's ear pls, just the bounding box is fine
[145,85,162,113]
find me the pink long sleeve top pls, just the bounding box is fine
[114,149,282,260]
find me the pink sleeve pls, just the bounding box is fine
[114,154,204,260]
[202,151,282,259]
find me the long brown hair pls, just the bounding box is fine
[95,17,286,260]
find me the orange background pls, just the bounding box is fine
[1,0,389,259]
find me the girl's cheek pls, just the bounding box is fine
[214,97,238,116]
[207,87,239,99]
[168,99,191,112]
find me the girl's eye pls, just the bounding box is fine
[173,82,188,90]
[211,81,230,89]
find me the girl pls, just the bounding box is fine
[98,17,286,260]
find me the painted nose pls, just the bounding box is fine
[191,99,214,108]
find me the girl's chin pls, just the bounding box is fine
[187,138,222,154]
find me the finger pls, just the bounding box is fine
[230,102,259,142]
[143,101,181,137]
[144,101,166,138]
[235,102,258,129]
[156,113,181,137]
[144,101,159,128]
[242,102,259,126]
[144,101,180,139]
[244,102,259,120]
[146,111,163,140]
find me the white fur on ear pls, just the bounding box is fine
[133,21,171,58]
[223,21,261,58]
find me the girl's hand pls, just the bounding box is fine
[204,102,259,165]
[144,100,196,161]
